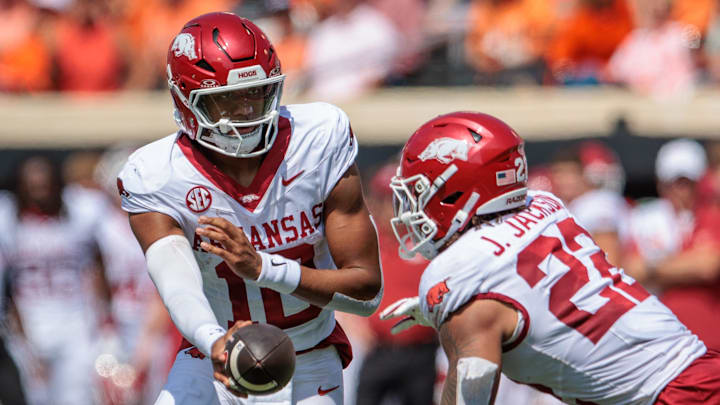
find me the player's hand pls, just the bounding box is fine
[211,320,252,398]
[197,216,262,280]
[379,296,433,334]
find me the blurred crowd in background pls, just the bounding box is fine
[2,0,720,99]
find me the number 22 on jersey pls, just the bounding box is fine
[516,218,649,344]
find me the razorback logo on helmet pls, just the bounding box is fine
[171,33,198,60]
[186,186,212,213]
[426,279,451,311]
[418,138,469,164]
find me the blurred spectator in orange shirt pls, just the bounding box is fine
[355,162,437,405]
[0,0,52,92]
[546,0,633,85]
[607,0,699,99]
[465,0,559,85]
[53,0,126,92]
[122,0,231,89]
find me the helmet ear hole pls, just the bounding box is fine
[441,191,463,206]
[180,81,187,90]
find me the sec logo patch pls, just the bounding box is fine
[186,186,212,213]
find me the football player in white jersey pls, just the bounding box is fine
[381,112,720,405]
[4,156,111,405]
[117,12,382,405]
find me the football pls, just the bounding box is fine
[224,323,296,395]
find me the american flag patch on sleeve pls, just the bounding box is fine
[496,169,516,186]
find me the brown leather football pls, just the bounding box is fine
[224,323,296,395]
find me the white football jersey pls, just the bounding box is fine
[5,186,108,352]
[419,190,704,405]
[118,102,357,353]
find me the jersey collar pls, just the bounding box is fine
[177,116,292,212]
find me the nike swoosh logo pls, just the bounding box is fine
[281,170,305,187]
[317,385,340,396]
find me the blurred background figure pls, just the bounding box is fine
[302,0,399,100]
[624,139,720,351]
[0,189,28,405]
[3,156,110,405]
[549,141,630,265]
[91,148,175,405]
[354,161,437,405]
[0,0,52,92]
[53,0,126,92]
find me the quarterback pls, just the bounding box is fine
[118,12,382,405]
[381,112,720,404]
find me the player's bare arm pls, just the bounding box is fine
[197,164,382,315]
[438,299,516,405]
[128,211,185,252]
[651,241,720,286]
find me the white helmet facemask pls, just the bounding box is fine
[390,165,473,260]
[169,64,285,158]
[391,165,486,261]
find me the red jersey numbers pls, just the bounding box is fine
[186,186,212,213]
[215,243,321,330]
[517,218,649,344]
[426,279,450,311]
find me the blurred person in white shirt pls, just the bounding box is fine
[550,141,630,266]
[624,139,720,351]
[92,148,174,404]
[303,0,399,101]
[3,156,110,405]
[607,0,700,99]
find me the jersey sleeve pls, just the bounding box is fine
[418,248,487,330]
[116,151,184,227]
[319,104,358,200]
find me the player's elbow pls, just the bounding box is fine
[357,274,383,302]
[327,270,383,317]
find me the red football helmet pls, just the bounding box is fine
[167,12,284,157]
[390,112,528,259]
